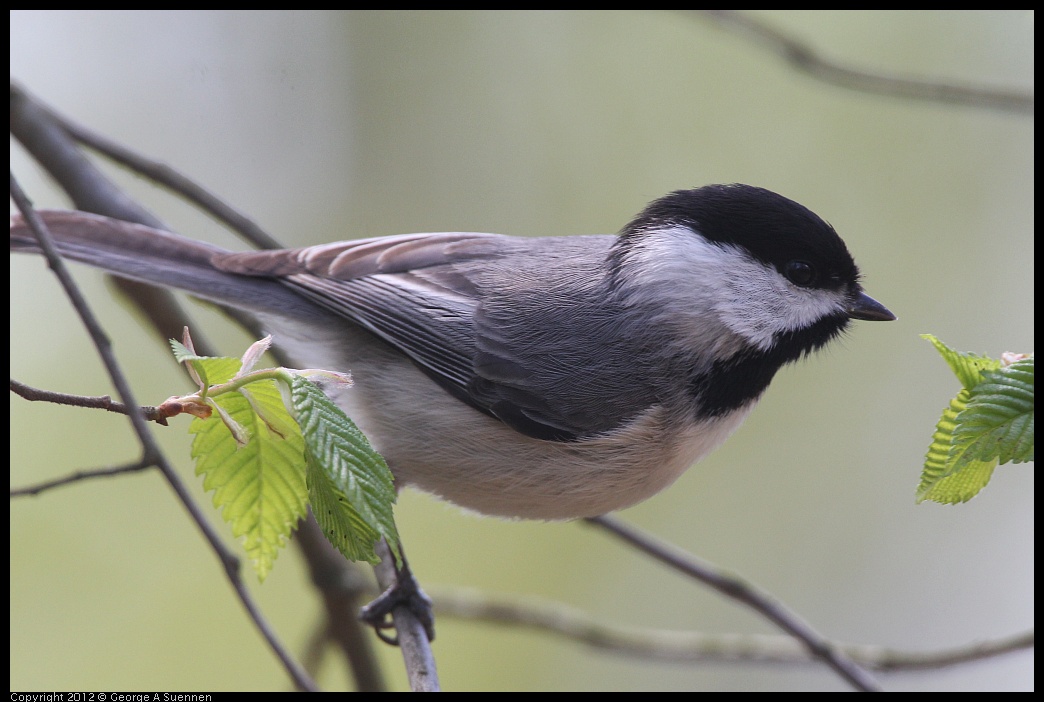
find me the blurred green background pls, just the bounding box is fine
[10,10,1033,691]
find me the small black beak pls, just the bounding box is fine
[848,292,896,321]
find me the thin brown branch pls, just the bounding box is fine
[428,585,1034,671]
[694,11,1033,115]
[10,459,154,497]
[10,378,172,424]
[853,630,1035,673]
[585,515,880,691]
[295,514,388,692]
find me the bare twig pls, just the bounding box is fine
[428,585,1034,671]
[693,11,1033,115]
[10,459,154,497]
[585,515,880,691]
[10,378,173,424]
[295,514,388,692]
[855,630,1035,673]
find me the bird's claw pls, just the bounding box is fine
[359,568,435,644]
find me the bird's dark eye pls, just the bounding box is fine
[784,260,815,287]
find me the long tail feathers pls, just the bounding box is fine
[11,210,328,322]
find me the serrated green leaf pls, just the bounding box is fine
[921,334,1002,390]
[290,375,399,564]
[917,387,998,504]
[955,359,1034,466]
[170,338,203,388]
[917,456,997,505]
[170,339,202,364]
[191,379,309,580]
[307,454,382,564]
[919,341,1032,505]
[921,388,969,488]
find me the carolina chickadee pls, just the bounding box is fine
[11,184,894,519]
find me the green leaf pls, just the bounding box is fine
[190,377,309,581]
[195,356,242,385]
[169,339,201,365]
[956,358,1034,465]
[919,338,1033,505]
[918,388,997,504]
[290,375,399,564]
[170,339,213,390]
[917,458,997,505]
[307,453,383,564]
[171,344,242,394]
[921,334,1002,390]
[169,333,401,577]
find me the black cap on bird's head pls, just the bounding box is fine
[620,184,895,323]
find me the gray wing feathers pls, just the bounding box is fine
[220,232,645,440]
[13,212,650,441]
[216,232,504,279]
[283,273,478,390]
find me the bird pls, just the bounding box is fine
[10,184,895,521]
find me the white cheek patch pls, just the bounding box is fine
[714,251,847,349]
[621,227,848,351]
